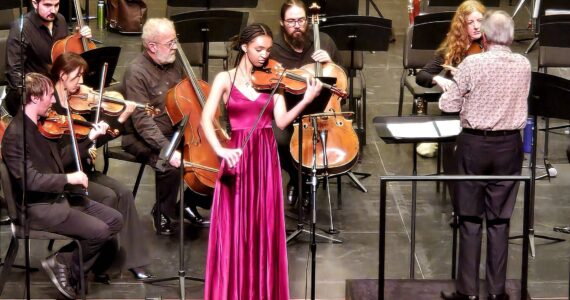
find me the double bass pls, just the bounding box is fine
[51,0,96,63]
[289,2,360,176]
[164,42,229,195]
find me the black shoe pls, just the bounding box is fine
[441,291,479,300]
[93,273,111,285]
[488,294,509,300]
[286,183,297,206]
[41,253,77,299]
[129,267,155,281]
[184,206,210,227]
[151,207,175,236]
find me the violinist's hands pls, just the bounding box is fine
[117,101,137,123]
[216,147,243,169]
[311,49,332,63]
[433,75,454,92]
[302,77,323,103]
[79,85,92,95]
[78,26,92,39]
[169,150,181,168]
[67,171,89,188]
[88,121,110,140]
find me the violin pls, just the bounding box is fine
[51,0,96,63]
[38,110,118,140]
[251,59,348,99]
[68,89,160,116]
[466,36,486,56]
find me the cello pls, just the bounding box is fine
[51,0,96,63]
[164,42,229,195]
[289,2,360,176]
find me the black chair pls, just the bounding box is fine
[0,161,86,299]
[398,12,452,116]
[0,1,19,31]
[102,141,147,199]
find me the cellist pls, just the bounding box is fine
[121,18,210,235]
[270,0,343,207]
[5,0,92,116]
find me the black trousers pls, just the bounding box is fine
[30,197,123,281]
[121,134,211,219]
[88,171,150,270]
[453,131,523,295]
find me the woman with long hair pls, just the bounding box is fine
[201,23,322,299]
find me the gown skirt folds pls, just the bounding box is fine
[204,87,290,300]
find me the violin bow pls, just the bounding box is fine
[88,63,108,161]
[64,102,88,195]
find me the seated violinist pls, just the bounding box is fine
[121,18,211,235]
[5,0,92,116]
[48,52,155,280]
[2,73,123,299]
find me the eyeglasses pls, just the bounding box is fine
[152,38,178,49]
[284,17,307,27]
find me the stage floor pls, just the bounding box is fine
[1,0,570,299]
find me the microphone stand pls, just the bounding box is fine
[145,115,203,300]
[16,1,31,298]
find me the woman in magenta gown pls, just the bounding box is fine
[201,23,323,300]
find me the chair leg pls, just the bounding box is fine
[132,164,145,198]
[47,239,55,251]
[0,237,19,294]
[102,144,110,175]
[74,240,86,299]
[398,78,405,116]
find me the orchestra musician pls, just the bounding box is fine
[48,52,155,281]
[4,0,92,116]
[414,0,486,158]
[120,18,211,235]
[439,11,531,300]
[1,73,123,299]
[201,22,322,300]
[269,0,342,206]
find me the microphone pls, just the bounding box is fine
[544,159,558,178]
[157,115,189,170]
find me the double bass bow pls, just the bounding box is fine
[51,0,96,63]
[289,2,360,176]
[164,41,229,195]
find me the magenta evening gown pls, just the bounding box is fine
[204,87,290,300]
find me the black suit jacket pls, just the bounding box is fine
[1,112,91,228]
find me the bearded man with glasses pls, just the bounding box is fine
[121,18,211,235]
[270,0,343,207]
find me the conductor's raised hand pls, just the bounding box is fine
[216,147,243,169]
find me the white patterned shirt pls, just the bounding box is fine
[439,45,531,130]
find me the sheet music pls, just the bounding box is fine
[386,122,439,138]
[434,119,461,137]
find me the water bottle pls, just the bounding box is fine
[97,0,105,30]
[523,117,534,153]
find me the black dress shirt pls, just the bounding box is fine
[5,11,68,90]
[270,31,342,69]
[121,52,184,151]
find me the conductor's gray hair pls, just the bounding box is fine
[482,10,514,46]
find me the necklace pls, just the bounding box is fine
[238,64,252,88]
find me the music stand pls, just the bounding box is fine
[170,10,247,81]
[145,116,204,300]
[510,72,569,257]
[320,15,391,144]
[0,0,19,10]
[302,0,359,16]
[424,0,500,13]
[80,47,121,88]
[286,77,342,245]
[167,0,258,8]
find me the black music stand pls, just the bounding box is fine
[374,115,461,278]
[286,77,342,245]
[167,0,258,8]
[302,0,359,16]
[170,10,247,81]
[80,47,121,88]
[510,72,569,257]
[320,15,391,144]
[0,0,19,10]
